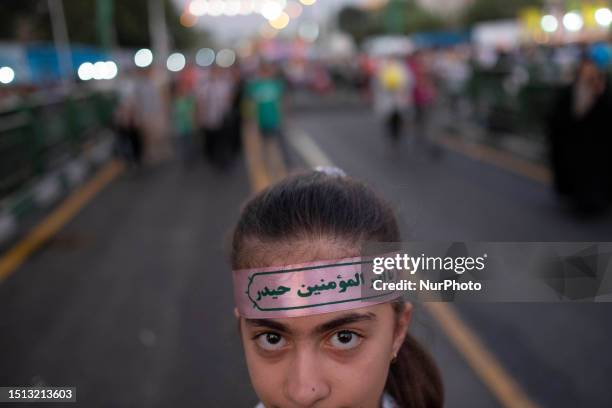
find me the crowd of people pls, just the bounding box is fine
[110,40,612,214]
[362,42,612,213]
[113,59,287,173]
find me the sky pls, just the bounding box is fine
[173,0,366,44]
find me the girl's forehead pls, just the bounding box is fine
[244,304,392,335]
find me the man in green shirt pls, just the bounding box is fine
[247,62,285,139]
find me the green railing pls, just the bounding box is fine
[466,67,561,137]
[0,90,116,198]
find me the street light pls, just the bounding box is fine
[0,66,16,84]
[261,1,283,20]
[216,49,236,68]
[92,61,107,80]
[595,8,612,27]
[103,61,118,79]
[134,48,154,68]
[189,0,208,16]
[208,0,225,16]
[224,0,241,15]
[167,52,186,72]
[269,11,290,29]
[563,11,583,32]
[78,62,94,81]
[541,15,559,33]
[196,48,215,67]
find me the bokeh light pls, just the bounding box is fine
[196,48,216,67]
[134,49,153,68]
[208,0,225,16]
[595,8,612,27]
[261,1,283,20]
[269,11,290,29]
[563,11,583,32]
[216,49,236,68]
[189,0,208,16]
[540,15,558,33]
[167,52,186,72]
[77,62,94,81]
[0,66,15,84]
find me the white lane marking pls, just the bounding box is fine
[288,129,334,168]
[286,128,541,408]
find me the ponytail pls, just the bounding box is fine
[386,302,444,408]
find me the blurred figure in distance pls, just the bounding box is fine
[548,52,612,215]
[372,56,413,144]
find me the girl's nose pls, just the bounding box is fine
[283,349,331,407]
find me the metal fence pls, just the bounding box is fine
[0,91,116,198]
[466,68,561,138]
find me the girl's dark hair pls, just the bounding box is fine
[231,171,443,408]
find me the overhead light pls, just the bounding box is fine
[540,15,558,33]
[77,62,94,81]
[189,0,208,16]
[167,53,186,72]
[208,0,225,16]
[92,61,107,80]
[563,11,583,32]
[0,66,15,84]
[134,49,153,68]
[224,0,241,16]
[216,49,236,68]
[261,1,282,20]
[595,8,612,27]
[269,11,290,29]
[103,61,118,79]
[196,48,215,67]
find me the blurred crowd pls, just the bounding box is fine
[2,37,611,214]
[112,57,289,173]
[108,39,612,213]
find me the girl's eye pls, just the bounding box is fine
[255,333,287,351]
[329,330,362,350]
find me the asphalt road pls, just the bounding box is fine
[1,95,612,407]
[0,160,257,407]
[288,96,612,408]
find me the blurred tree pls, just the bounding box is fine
[384,0,408,33]
[338,0,446,43]
[0,0,202,49]
[403,1,446,33]
[463,0,544,25]
[338,6,375,44]
[0,0,51,41]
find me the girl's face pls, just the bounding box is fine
[238,302,411,408]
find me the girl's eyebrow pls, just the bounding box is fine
[314,312,377,335]
[245,318,290,333]
[244,312,378,336]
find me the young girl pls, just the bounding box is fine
[231,170,443,408]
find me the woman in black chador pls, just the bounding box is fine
[548,57,612,214]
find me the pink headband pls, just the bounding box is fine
[233,256,401,319]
